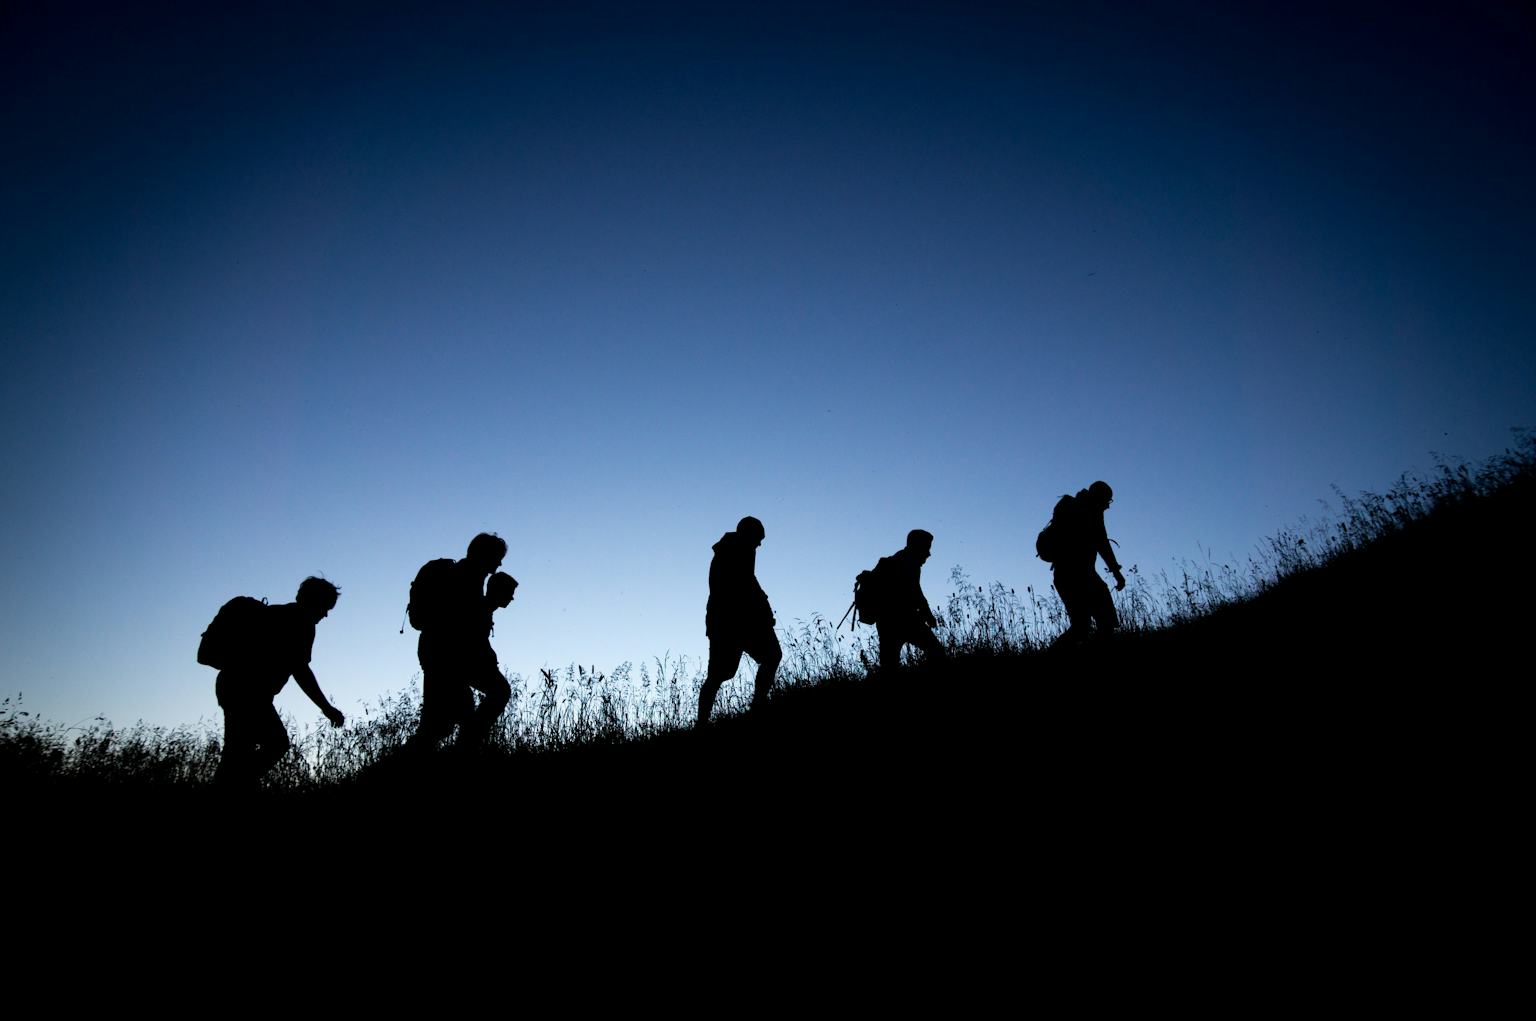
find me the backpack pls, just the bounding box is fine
[1035,494,1076,563]
[407,558,457,631]
[849,557,894,628]
[197,596,271,670]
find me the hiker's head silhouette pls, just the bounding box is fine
[906,529,934,561]
[487,571,518,609]
[467,532,508,574]
[1088,480,1114,510]
[737,516,765,546]
[296,576,340,622]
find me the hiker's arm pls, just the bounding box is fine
[1098,540,1126,590]
[915,569,937,628]
[1091,519,1126,591]
[293,665,344,727]
[754,579,774,626]
[1095,522,1122,574]
[1098,532,1126,590]
[906,566,935,628]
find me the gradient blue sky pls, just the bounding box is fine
[4,2,1532,730]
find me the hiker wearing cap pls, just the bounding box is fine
[873,529,946,673]
[698,516,781,725]
[1048,481,1125,644]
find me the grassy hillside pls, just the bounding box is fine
[10,440,1528,985]
[8,435,1530,841]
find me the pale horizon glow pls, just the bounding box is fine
[3,4,1532,730]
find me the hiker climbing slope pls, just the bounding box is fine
[1039,480,1125,644]
[199,576,345,787]
[408,532,513,747]
[869,529,946,673]
[699,516,781,725]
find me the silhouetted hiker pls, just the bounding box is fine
[469,570,519,732]
[408,533,513,749]
[866,529,946,673]
[199,577,344,788]
[1038,480,1126,644]
[699,516,781,725]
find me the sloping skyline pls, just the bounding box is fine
[3,3,1532,729]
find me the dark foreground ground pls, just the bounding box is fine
[9,470,1526,983]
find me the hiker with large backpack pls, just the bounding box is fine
[407,532,513,748]
[1037,480,1126,645]
[863,529,946,674]
[199,576,345,787]
[698,516,781,725]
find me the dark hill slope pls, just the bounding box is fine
[273,462,1526,890]
[15,454,1528,917]
[473,464,1531,872]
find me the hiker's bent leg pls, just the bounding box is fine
[412,635,465,746]
[1089,576,1118,637]
[216,705,255,786]
[414,677,449,745]
[912,624,945,662]
[746,632,782,710]
[877,624,904,673]
[463,664,510,744]
[414,669,470,747]
[251,703,290,780]
[215,673,246,785]
[697,675,724,726]
[700,641,743,725]
[1054,573,1091,644]
[215,674,282,787]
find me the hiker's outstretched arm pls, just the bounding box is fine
[293,665,344,727]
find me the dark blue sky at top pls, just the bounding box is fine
[3,2,1532,729]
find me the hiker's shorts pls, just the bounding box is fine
[707,628,782,681]
[215,671,291,782]
[876,620,944,672]
[1055,570,1118,634]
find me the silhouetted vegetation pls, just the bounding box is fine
[6,432,1531,802]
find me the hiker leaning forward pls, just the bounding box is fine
[1052,480,1125,644]
[875,529,946,673]
[699,516,781,725]
[214,577,344,787]
[413,533,513,747]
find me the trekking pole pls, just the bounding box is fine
[837,600,856,631]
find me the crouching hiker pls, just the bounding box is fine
[699,516,781,726]
[199,576,345,788]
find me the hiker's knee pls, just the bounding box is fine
[478,668,510,705]
[756,638,782,672]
